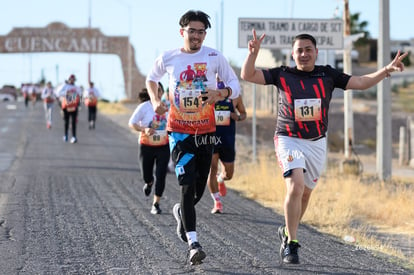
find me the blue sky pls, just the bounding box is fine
[1,0,412,101]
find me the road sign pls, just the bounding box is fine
[238,18,343,49]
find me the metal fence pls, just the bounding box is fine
[240,81,278,114]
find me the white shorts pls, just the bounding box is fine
[274,135,326,189]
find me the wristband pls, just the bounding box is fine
[224,87,232,99]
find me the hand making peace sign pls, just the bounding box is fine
[385,50,409,74]
[247,29,266,56]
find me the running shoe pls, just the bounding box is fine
[151,202,161,214]
[70,137,77,144]
[63,135,68,142]
[281,241,301,264]
[278,225,288,258]
[172,203,187,242]
[218,178,227,197]
[142,183,152,196]
[211,200,223,214]
[188,242,206,265]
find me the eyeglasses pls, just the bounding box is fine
[182,28,206,36]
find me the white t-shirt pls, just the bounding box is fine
[58,83,82,97]
[83,87,100,98]
[41,87,55,102]
[129,101,168,146]
[58,83,82,111]
[128,101,155,128]
[146,45,240,134]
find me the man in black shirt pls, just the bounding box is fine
[241,31,407,264]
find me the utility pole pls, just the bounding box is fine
[55,64,59,85]
[116,0,132,99]
[88,0,92,83]
[127,7,132,100]
[377,0,392,180]
[343,0,354,159]
[252,84,257,163]
[220,0,223,53]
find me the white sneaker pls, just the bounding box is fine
[188,242,206,265]
[70,137,77,143]
[172,203,187,242]
[151,203,161,214]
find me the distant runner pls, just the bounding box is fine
[83,81,100,130]
[128,84,170,215]
[41,81,55,129]
[207,75,246,214]
[58,74,82,144]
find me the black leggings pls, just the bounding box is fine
[139,144,170,197]
[88,106,97,122]
[63,108,78,137]
[170,133,214,232]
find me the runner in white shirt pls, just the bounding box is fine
[146,10,240,265]
[58,74,82,143]
[21,83,30,107]
[128,83,169,215]
[41,81,55,129]
[83,81,100,130]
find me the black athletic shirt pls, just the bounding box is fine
[262,65,351,139]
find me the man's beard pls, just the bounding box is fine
[190,45,201,51]
[189,39,201,51]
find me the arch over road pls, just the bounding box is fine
[0,22,145,100]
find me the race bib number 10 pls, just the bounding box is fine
[215,110,231,126]
[294,98,321,121]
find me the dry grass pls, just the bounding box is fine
[228,152,414,265]
[98,101,132,114]
[394,82,414,113]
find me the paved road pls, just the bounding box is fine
[0,101,411,274]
